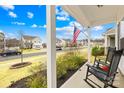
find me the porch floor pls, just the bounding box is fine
[61,63,124,88]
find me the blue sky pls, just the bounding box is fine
[0,5,115,43]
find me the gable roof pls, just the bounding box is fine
[62,39,71,42]
[23,35,38,40]
[104,28,115,35]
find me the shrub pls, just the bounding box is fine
[26,74,47,88]
[57,51,86,79]
[26,63,47,88]
[92,46,104,57]
[26,51,86,87]
[29,63,46,74]
[57,63,67,79]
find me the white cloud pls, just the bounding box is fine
[12,22,26,25]
[92,35,104,39]
[5,33,16,39]
[0,5,14,10]
[31,24,37,28]
[56,9,69,17]
[93,26,104,31]
[69,21,83,30]
[43,25,46,28]
[56,35,63,39]
[56,6,60,14]
[27,12,34,19]
[56,16,69,21]
[39,24,46,28]
[56,21,83,32]
[0,30,3,33]
[56,24,74,39]
[56,26,74,32]
[56,6,70,21]
[56,21,86,39]
[9,11,17,18]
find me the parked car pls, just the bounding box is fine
[0,50,22,57]
[56,46,62,51]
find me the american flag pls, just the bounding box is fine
[72,26,80,43]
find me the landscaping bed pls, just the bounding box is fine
[9,51,87,88]
[9,70,47,88]
[57,61,86,87]
[10,62,32,69]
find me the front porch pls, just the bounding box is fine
[61,63,124,88]
[46,5,124,88]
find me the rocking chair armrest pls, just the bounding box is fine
[109,71,117,76]
[86,64,107,74]
[96,61,109,66]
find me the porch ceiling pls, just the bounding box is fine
[62,5,124,27]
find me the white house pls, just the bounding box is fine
[104,28,116,54]
[22,35,42,49]
[56,38,72,47]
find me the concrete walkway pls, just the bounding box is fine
[61,63,124,88]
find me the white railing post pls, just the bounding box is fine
[46,5,56,88]
[87,27,91,63]
[115,22,119,50]
[104,35,108,55]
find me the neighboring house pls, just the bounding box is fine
[77,39,104,47]
[6,38,20,48]
[22,35,42,49]
[91,39,104,47]
[77,40,87,46]
[56,38,104,47]
[0,31,5,52]
[62,39,72,47]
[104,28,116,54]
[80,39,88,46]
[56,38,62,47]
[56,38,72,47]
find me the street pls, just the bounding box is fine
[0,48,84,62]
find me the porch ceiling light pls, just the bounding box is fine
[97,5,103,8]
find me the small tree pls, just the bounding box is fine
[17,30,24,63]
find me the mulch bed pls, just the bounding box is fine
[9,61,87,88]
[10,62,32,69]
[8,70,47,88]
[57,61,86,87]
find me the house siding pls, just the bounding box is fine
[119,21,124,75]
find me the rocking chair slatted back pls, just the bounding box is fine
[105,47,116,64]
[108,49,123,77]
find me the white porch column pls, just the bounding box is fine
[87,27,91,63]
[115,23,119,50]
[46,5,56,88]
[104,35,108,55]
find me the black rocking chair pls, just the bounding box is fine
[94,47,116,68]
[85,49,123,88]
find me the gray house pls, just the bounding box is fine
[0,31,5,52]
